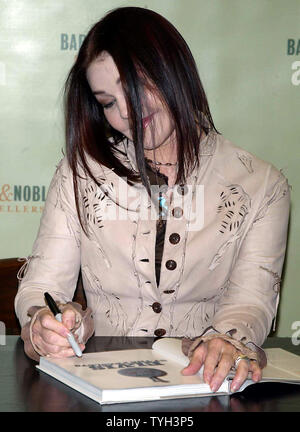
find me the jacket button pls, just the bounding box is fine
[177,184,188,195]
[154,328,166,337]
[152,302,162,313]
[166,259,177,270]
[172,207,183,218]
[169,233,180,244]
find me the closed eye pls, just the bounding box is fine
[102,100,116,110]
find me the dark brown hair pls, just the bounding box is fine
[64,6,218,228]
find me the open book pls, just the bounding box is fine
[36,338,300,405]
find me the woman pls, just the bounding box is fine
[15,7,290,394]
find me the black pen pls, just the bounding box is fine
[44,292,82,357]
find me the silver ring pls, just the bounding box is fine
[234,354,251,369]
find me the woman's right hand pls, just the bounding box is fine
[21,306,85,361]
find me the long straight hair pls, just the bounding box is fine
[64,6,218,230]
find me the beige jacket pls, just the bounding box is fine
[15,131,290,348]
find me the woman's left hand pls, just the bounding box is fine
[181,337,262,392]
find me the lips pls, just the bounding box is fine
[142,113,154,129]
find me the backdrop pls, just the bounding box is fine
[0,0,299,338]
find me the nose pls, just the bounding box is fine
[118,95,128,120]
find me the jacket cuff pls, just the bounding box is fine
[181,326,267,368]
[19,306,49,361]
[63,302,95,344]
[245,341,267,368]
[28,306,50,357]
[181,326,218,357]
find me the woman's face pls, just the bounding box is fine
[86,52,176,151]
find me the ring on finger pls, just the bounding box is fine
[234,354,251,369]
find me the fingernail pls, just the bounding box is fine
[231,383,238,392]
[210,379,216,391]
[211,383,217,392]
[66,319,74,330]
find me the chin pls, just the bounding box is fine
[144,135,173,150]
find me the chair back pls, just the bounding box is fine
[0,258,86,335]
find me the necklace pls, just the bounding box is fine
[145,157,178,167]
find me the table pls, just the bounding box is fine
[0,336,299,412]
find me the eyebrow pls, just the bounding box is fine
[93,77,121,96]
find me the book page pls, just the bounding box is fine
[263,348,300,380]
[152,338,204,375]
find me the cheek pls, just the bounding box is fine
[104,112,132,139]
[156,111,174,134]
[104,111,124,133]
[104,111,117,129]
